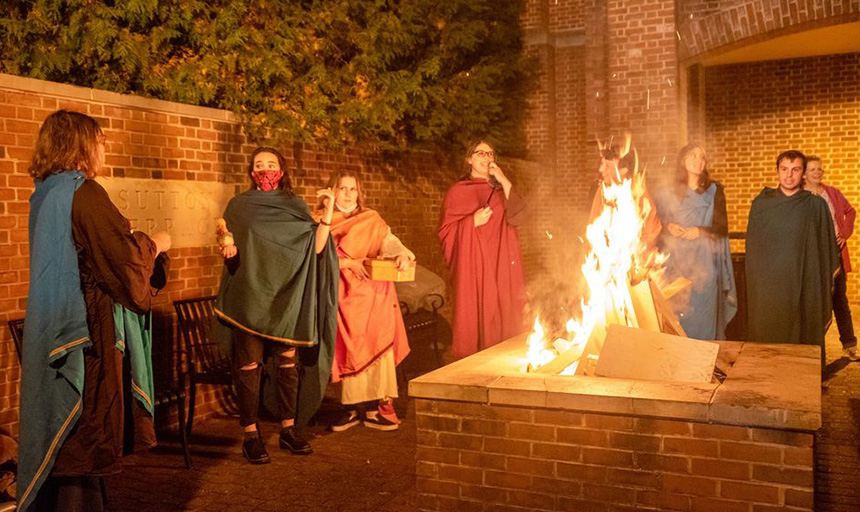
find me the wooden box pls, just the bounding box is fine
[363,258,416,282]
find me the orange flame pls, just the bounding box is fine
[527,136,666,373]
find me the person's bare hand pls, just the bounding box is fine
[317,187,336,211]
[488,163,510,188]
[474,207,493,227]
[680,227,701,240]
[342,258,370,281]
[220,244,238,259]
[395,254,411,271]
[151,231,172,254]
[667,223,685,237]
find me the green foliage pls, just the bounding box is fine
[0,0,535,154]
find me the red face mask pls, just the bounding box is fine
[252,170,284,191]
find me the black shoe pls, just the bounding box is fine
[279,427,313,455]
[363,414,399,431]
[330,410,361,432]
[242,432,270,464]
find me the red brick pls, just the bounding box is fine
[416,477,459,497]
[460,451,506,471]
[484,437,530,456]
[636,490,691,511]
[634,452,690,473]
[417,446,460,465]
[720,442,782,464]
[782,446,813,466]
[605,468,660,489]
[719,481,780,504]
[582,448,634,468]
[584,414,635,431]
[663,437,720,457]
[532,476,581,497]
[609,432,661,452]
[534,409,583,426]
[751,464,813,487]
[439,433,482,451]
[784,488,813,508]
[417,414,460,432]
[635,418,691,436]
[661,474,718,497]
[506,456,554,477]
[557,462,607,483]
[532,442,581,462]
[461,418,506,436]
[558,427,609,446]
[690,458,750,480]
[438,465,484,485]
[750,428,813,447]
[558,497,609,512]
[692,423,751,441]
[507,489,556,510]
[460,484,505,503]
[691,497,751,512]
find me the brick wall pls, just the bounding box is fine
[704,53,860,303]
[0,74,455,436]
[416,398,815,512]
[605,0,682,179]
[677,0,859,62]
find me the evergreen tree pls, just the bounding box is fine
[0,0,534,154]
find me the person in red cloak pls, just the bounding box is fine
[438,140,528,359]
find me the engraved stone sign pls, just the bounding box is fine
[97,177,237,248]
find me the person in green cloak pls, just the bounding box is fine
[745,150,840,368]
[215,147,338,464]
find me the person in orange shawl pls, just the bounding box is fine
[316,170,414,432]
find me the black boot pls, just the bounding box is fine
[279,426,313,455]
[242,430,270,464]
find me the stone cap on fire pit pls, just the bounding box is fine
[409,334,821,432]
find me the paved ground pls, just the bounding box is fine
[105,307,860,512]
[817,304,860,512]
[106,402,418,512]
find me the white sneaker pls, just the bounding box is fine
[843,346,860,361]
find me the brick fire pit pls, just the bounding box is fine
[410,335,819,511]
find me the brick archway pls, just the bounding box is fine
[677,0,859,63]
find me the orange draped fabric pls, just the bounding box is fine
[320,209,410,382]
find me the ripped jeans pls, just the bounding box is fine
[233,329,299,427]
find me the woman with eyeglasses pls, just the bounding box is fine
[438,140,527,358]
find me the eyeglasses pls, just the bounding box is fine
[472,150,495,159]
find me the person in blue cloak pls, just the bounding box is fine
[654,144,737,340]
[17,110,171,512]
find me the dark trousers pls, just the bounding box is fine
[31,476,105,512]
[833,260,857,349]
[233,330,298,428]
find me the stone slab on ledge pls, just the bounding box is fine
[409,333,821,432]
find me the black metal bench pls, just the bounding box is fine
[7,317,191,469]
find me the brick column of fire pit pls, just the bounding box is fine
[409,335,820,512]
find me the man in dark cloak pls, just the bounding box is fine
[745,150,839,366]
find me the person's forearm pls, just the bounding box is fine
[315,208,334,254]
